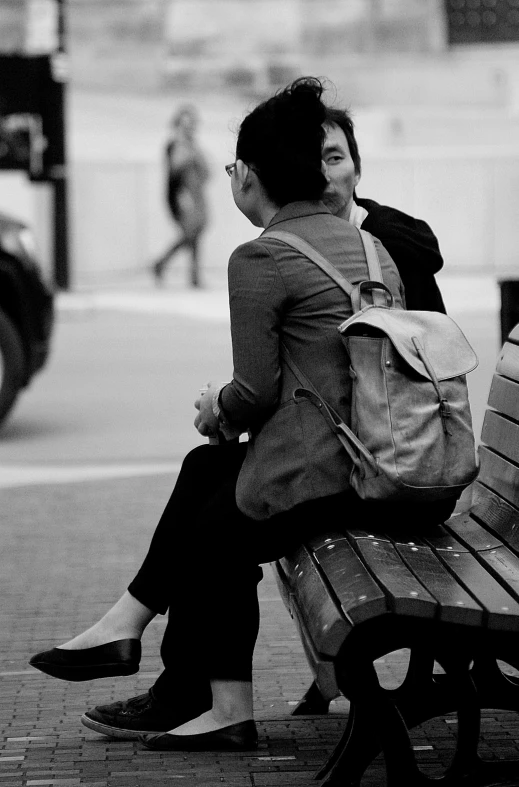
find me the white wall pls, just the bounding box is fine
[1,147,518,287]
[359,147,519,278]
[69,148,519,286]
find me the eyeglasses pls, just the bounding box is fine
[225,162,236,177]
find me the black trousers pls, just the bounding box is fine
[128,442,457,705]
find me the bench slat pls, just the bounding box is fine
[349,527,433,548]
[478,445,519,510]
[443,514,519,601]
[481,410,519,465]
[412,524,470,553]
[444,512,503,550]
[394,543,483,625]
[347,535,437,618]
[277,548,351,657]
[488,374,519,423]
[285,593,341,701]
[314,538,389,625]
[471,482,519,548]
[305,531,348,551]
[473,548,519,603]
[428,544,519,631]
[496,341,519,383]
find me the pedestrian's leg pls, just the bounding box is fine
[152,235,190,281]
[189,236,201,288]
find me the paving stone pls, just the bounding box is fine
[4,476,519,785]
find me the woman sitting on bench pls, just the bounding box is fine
[30,77,456,752]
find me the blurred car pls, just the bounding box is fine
[0,212,54,427]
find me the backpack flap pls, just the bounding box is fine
[339,307,478,381]
[339,306,479,501]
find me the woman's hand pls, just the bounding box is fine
[194,382,221,437]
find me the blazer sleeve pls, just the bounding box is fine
[219,240,287,427]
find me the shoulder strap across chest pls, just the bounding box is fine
[263,227,387,308]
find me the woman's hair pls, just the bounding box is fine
[236,77,327,206]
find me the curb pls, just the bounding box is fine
[55,276,500,316]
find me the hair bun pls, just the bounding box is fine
[276,77,326,129]
[236,75,329,206]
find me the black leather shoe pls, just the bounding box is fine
[140,720,258,751]
[29,639,141,681]
[81,691,211,739]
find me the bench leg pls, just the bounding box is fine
[316,646,519,787]
[314,703,373,785]
[316,646,453,785]
[470,652,519,712]
[319,657,426,787]
[391,647,455,726]
[435,651,519,785]
[291,680,331,716]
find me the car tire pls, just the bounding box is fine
[0,308,25,427]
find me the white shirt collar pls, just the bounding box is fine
[348,200,369,229]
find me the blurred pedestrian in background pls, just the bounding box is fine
[151,105,210,288]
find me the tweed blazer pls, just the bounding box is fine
[220,200,405,520]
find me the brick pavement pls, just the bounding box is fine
[3,473,519,786]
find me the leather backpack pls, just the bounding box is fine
[265,228,480,502]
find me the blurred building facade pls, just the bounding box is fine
[56,0,519,101]
[2,1,517,109]
[1,0,519,287]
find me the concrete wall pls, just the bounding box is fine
[1,146,515,290]
[1,143,518,288]
[358,148,519,279]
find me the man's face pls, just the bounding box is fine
[321,123,360,220]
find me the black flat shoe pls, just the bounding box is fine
[29,639,141,681]
[139,720,258,751]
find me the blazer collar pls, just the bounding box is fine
[263,200,331,230]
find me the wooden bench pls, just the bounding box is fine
[273,323,519,787]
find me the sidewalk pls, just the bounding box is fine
[54,272,501,321]
[3,472,519,786]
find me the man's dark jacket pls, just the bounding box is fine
[356,197,446,313]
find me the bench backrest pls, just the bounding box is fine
[472,322,519,534]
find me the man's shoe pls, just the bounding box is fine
[29,639,141,682]
[140,720,258,751]
[81,691,211,740]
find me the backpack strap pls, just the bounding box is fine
[358,229,383,282]
[263,227,382,472]
[357,229,387,310]
[281,342,378,473]
[264,228,388,309]
[264,230,354,297]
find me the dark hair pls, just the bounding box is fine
[323,106,361,176]
[236,77,327,206]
